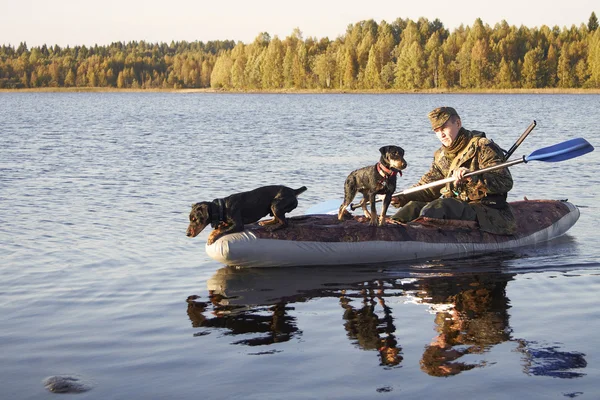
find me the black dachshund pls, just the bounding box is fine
[187,185,307,244]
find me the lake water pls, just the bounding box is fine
[1,92,600,399]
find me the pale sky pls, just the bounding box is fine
[1,0,597,48]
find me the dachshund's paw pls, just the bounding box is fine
[207,231,220,245]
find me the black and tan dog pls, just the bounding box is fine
[187,185,307,245]
[338,145,407,226]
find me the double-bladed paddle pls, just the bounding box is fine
[306,137,594,215]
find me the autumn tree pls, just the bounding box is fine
[210,52,233,89]
[262,36,284,88]
[393,20,426,89]
[313,49,336,88]
[424,31,442,88]
[395,41,426,89]
[1,16,598,91]
[230,42,247,88]
[521,47,546,88]
[363,46,382,89]
[587,29,600,87]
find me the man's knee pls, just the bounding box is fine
[420,198,477,221]
[391,201,426,222]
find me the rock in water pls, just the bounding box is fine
[43,375,93,393]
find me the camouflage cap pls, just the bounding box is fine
[428,107,459,130]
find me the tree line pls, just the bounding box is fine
[1,12,599,90]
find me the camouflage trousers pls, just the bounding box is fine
[391,198,477,223]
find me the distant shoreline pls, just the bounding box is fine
[2,87,600,94]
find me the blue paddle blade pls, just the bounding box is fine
[525,137,594,162]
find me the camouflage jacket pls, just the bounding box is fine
[405,128,516,235]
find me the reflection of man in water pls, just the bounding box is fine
[340,286,403,367]
[419,274,511,377]
[418,272,587,378]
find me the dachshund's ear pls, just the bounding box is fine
[379,146,389,154]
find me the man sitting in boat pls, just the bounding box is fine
[391,107,516,235]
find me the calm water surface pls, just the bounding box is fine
[1,93,600,399]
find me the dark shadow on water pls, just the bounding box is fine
[186,252,590,376]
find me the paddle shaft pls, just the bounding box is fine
[350,122,536,211]
[505,120,536,159]
[349,158,524,210]
[396,157,524,196]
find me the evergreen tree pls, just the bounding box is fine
[557,43,575,87]
[64,69,75,87]
[282,46,295,88]
[380,61,396,89]
[363,46,382,89]
[425,31,442,88]
[394,41,425,89]
[116,71,125,88]
[200,59,212,88]
[393,21,425,89]
[436,53,449,88]
[495,57,514,88]
[49,62,61,86]
[356,20,378,72]
[341,47,357,89]
[575,58,589,86]
[375,21,397,69]
[30,70,39,87]
[588,12,599,32]
[521,47,546,88]
[546,44,559,87]
[469,39,490,87]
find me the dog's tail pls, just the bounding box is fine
[295,186,308,196]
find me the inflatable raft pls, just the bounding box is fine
[205,200,579,268]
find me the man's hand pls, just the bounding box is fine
[452,167,471,185]
[391,194,409,208]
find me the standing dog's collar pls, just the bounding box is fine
[377,162,401,179]
[210,198,226,228]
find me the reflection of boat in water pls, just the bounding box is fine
[187,262,587,376]
[206,200,579,268]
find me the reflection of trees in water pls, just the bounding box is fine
[187,266,587,378]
